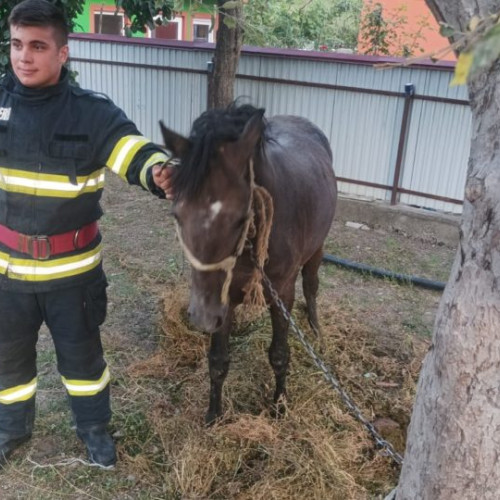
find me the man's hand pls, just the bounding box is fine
[152,162,175,199]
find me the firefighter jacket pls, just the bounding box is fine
[0,67,169,292]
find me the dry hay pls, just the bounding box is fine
[128,283,208,378]
[129,282,429,499]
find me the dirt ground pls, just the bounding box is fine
[0,174,458,499]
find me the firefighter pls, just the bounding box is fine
[0,0,174,468]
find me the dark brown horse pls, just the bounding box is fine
[160,103,337,424]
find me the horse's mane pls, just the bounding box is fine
[173,103,265,199]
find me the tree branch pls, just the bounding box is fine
[425,0,446,25]
[298,0,314,14]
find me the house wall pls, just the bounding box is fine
[74,1,216,41]
[74,0,142,36]
[359,0,454,60]
[68,34,470,214]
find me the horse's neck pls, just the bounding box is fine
[252,149,275,193]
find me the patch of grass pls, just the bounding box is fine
[36,347,57,367]
[420,252,454,283]
[114,407,155,456]
[402,312,434,338]
[324,222,455,283]
[107,270,141,299]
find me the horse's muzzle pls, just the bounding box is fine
[187,296,228,333]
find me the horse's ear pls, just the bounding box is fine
[159,120,191,158]
[235,109,265,160]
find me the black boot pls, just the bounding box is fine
[0,433,31,466]
[76,425,116,468]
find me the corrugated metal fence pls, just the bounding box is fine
[70,34,470,214]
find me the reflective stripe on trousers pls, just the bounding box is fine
[0,378,37,404]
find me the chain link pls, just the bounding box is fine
[249,244,404,466]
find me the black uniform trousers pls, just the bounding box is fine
[0,277,111,438]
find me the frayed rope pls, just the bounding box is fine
[242,184,274,315]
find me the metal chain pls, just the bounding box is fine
[248,244,404,466]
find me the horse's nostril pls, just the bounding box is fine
[215,316,223,330]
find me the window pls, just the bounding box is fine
[193,19,214,43]
[153,17,183,40]
[93,11,124,35]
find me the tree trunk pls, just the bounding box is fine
[397,1,500,498]
[207,1,243,109]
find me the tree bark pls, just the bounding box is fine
[397,1,500,498]
[207,1,243,109]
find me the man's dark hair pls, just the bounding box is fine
[8,0,69,47]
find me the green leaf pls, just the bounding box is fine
[468,16,480,32]
[223,16,237,29]
[439,22,455,38]
[469,29,500,76]
[482,21,500,41]
[450,51,474,87]
[221,1,241,10]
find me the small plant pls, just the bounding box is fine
[243,0,363,51]
[359,1,430,57]
[360,2,391,55]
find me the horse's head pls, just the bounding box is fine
[160,106,265,333]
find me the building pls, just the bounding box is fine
[359,0,454,60]
[74,0,217,42]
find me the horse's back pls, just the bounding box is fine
[259,115,337,267]
[266,115,333,163]
[262,114,336,211]
[263,114,335,195]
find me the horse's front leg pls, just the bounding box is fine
[269,286,294,416]
[205,308,234,425]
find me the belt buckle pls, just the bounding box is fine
[73,228,81,250]
[29,235,51,260]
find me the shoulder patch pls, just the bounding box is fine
[0,107,11,121]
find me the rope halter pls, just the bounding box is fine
[175,160,257,305]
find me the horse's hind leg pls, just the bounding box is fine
[205,309,234,425]
[269,285,294,416]
[302,246,324,343]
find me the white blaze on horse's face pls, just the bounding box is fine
[210,201,223,219]
[203,201,223,229]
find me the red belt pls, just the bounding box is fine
[0,221,99,260]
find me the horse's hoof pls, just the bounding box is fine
[318,338,326,355]
[270,394,288,419]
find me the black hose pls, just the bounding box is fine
[322,253,446,291]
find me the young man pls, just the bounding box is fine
[0,0,173,468]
